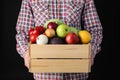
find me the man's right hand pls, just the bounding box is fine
[23,50,30,69]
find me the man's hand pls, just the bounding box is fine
[23,50,30,69]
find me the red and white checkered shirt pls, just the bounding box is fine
[16,0,103,80]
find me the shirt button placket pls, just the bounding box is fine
[57,0,61,19]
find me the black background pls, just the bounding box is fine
[2,0,119,80]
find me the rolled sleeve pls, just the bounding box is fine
[82,0,103,58]
[15,0,34,57]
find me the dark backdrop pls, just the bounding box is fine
[2,0,119,80]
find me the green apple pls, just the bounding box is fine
[70,27,80,35]
[56,24,71,38]
[44,19,64,29]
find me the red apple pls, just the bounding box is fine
[47,22,58,30]
[65,32,80,44]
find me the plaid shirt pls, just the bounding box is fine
[16,0,103,80]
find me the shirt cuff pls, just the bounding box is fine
[90,43,101,59]
[16,44,28,58]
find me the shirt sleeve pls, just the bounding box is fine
[15,0,34,57]
[82,0,103,58]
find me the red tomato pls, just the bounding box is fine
[28,26,45,36]
[35,26,45,34]
[30,34,39,43]
[32,29,40,35]
[28,28,34,36]
[28,26,45,42]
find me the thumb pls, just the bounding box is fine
[23,50,30,69]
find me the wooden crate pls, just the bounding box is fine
[28,43,91,73]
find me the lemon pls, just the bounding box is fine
[78,30,91,44]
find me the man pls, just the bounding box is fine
[15,0,103,80]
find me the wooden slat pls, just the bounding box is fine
[29,59,91,73]
[29,44,91,58]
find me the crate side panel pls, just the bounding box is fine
[29,59,91,73]
[30,44,90,58]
